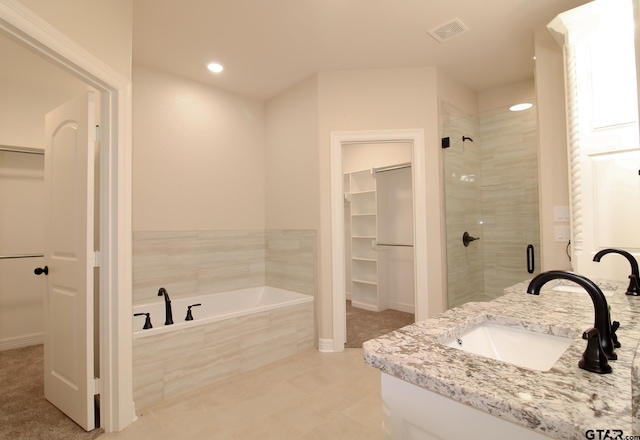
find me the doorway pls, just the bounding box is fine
[342,142,415,347]
[330,129,428,352]
[0,3,133,432]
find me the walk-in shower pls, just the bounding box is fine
[442,103,541,309]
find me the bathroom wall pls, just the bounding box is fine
[132,64,265,232]
[17,0,133,80]
[132,65,317,305]
[534,26,572,272]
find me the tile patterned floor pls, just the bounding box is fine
[102,348,384,440]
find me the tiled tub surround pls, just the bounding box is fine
[132,229,317,304]
[364,279,640,438]
[133,293,314,410]
[131,229,317,410]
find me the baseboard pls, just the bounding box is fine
[346,291,352,301]
[0,333,43,352]
[388,301,415,315]
[351,300,381,312]
[318,338,334,353]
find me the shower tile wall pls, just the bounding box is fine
[132,229,317,304]
[479,107,540,299]
[443,104,540,308]
[443,117,484,309]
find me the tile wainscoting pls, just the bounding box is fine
[131,229,317,409]
[132,229,317,304]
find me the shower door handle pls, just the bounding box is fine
[526,245,535,274]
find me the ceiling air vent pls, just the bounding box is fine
[428,18,469,43]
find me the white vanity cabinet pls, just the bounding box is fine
[381,373,552,440]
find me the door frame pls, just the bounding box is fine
[330,129,428,352]
[0,1,133,432]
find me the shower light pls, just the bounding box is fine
[509,103,533,112]
[207,63,224,73]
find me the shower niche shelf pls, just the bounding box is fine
[345,169,388,312]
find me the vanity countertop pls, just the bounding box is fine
[363,279,640,439]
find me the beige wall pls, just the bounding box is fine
[265,75,319,230]
[316,67,445,339]
[17,0,133,80]
[478,79,535,113]
[534,26,572,272]
[132,64,266,231]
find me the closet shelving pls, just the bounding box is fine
[345,169,388,312]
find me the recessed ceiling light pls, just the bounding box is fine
[509,103,533,112]
[207,63,224,73]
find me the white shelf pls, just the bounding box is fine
[345,169,388,312]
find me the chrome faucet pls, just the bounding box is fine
[526,270,616,361]
[593,248,640,296]
[158,287,173,325]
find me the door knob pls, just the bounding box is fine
[34,266,48,275]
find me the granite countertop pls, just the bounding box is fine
[363,279,640,439]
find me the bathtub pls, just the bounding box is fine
[131,285,315,409]
[133,285,313,338]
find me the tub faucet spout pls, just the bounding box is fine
[593,248,640,296]
[526,270,616,362]
[158,287,173,325]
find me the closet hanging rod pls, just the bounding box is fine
[0,253,44,260]
[374,243,413,247]
[373,162,411,174]
[0,145,44,155]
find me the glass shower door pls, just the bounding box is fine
[443,104,541,309]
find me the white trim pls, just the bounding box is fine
[0,333,44,352]
[318,338,335,352]
[0,1,133,432]
[330,129,429,352]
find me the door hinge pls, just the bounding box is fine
[94,377,101,395]
[91,251,101,268]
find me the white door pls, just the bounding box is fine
[43,92,96,431]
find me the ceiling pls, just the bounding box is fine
[132,0,591,100]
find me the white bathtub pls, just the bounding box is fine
[133,286,314,339]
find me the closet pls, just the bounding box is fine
[342,142,414,314]
[0,146,45,350]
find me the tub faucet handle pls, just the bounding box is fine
[185,303,202,321]
[134,312,153,330]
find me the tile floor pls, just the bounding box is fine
[101,348,385,440]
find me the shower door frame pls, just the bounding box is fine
[330,129,428,352]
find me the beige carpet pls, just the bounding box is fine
[346,300,415,348]
[0,344,103,440]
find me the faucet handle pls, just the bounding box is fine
[185,303,202,321]
[627,274,640,296]
[134,312,153,330]
[579,328,612,374]
[610,321,621,348]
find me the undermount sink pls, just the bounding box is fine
[443,322,573,371]
[550,284,615,296]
